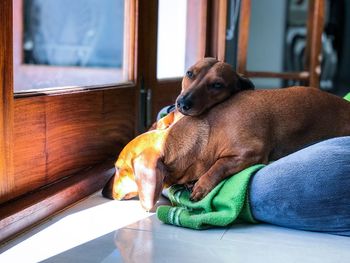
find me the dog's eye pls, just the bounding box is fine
[210,82,224,89]
[186,70,194,79]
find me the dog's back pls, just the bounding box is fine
[161,86,350,201]
[206,86,350,160]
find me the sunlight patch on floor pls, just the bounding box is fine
[0,199,152,263]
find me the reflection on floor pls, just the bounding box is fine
[1,193,350,263]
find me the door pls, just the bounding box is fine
[0,0,227,242]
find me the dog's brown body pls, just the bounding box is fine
[149,87,350,203]
[103,58,350,211]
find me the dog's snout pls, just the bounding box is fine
[177,96,193,112]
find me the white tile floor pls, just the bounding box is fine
[1,192,350,263]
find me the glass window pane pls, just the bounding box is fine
[14,0,127,92]
[157,0,187,79]
[247,0,288,88]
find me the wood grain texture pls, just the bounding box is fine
[13,97,46,199]
[4,87,136,204]
[236,0,251,73]
[46,92,105,181]
[206,0,228,59]
[0,0,14,202]
[307,0,324,88]
[216,0,228,61]
[245,71,310,81]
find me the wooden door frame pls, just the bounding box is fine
[0,0,139,243]
[0,0,14,206]
[206,0,228,61]
[0,0,229,243]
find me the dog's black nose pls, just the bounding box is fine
[177,97,192,112]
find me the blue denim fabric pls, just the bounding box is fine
[249,136,350,236]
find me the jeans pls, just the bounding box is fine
[250,136,350,236]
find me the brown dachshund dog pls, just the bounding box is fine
[103,58,252,209]
[103,59,350,211]
[134,87,350,210]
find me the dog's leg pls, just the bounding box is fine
[191,152,268,201]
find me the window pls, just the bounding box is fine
[156,0,207,79]
[14,0,131,92]
[157,0,187,79]
[1,0,219,243]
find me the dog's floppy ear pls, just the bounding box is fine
[133,150,166,211]
[238,75,255,90]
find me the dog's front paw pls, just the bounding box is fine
[190,179,213,201]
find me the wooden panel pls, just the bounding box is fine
[135,0,158,131]
[206,0,228,60]
[216,0,228,61]
[152,79,182,121]
[4,87,136,204]
[46,92,105,181]
[245,71,310,81]
[13,97,46,199]
[103,88,136,155]
[306,0,325,88]
[236,0,251,73]
[0,0,14,202]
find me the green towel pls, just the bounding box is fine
[157,164,265,230]
[345,92,350,102]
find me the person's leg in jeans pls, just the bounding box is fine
[249,136,350,236]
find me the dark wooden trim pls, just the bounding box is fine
[236,0,251,73]
[0,0,14,203]
[0,160,115,244]
[244,71,310,81]
[205,0,228,60]
[217,0,228,61]
[14,82,135,99]
[306,0,325,88]
[135,0,158,131]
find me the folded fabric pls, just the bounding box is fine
[157,164,265,230]
[345,92,350,102]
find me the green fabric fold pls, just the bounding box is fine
[156,164,265,230]
[344,92,350,102]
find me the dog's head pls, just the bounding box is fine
[102,128,170,211]
[176,57,254,116]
